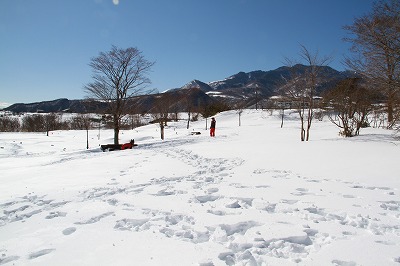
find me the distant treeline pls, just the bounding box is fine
[0,112,206,133]
[0,113,147,133]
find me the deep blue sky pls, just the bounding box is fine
[1,0,375,106]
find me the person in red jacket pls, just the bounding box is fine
[210,117,216,137]
[121,139,135,150]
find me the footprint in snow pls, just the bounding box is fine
[280,199,298,205]
[331,259,357,266]
[45,211,67,219]
[0,256,20,265]
[375,240,395,245]
[195,195,219,203]
[255,185,270,189]
[379,201,400,211]
[74,212,114,225]
[291,188,313,196]
[207,209,226,216]
[28,249,55,259]
[114,218,149,231]
[199,262,214,266]
[225,200,241,209]
[62,227,76,235]
[225,198,254,209]
[154,189,175,196]
[207,187,219,194]
[342,194,356,198]
[342,231,355,236]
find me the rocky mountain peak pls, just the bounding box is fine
[181,80,213,92]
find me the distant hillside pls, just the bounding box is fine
[3,88,220,114]
[206,64,354,104]
[3,64,353,113]
[3,98,108,113]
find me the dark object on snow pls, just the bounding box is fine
[100,139,137,152]
[191,131,201,135]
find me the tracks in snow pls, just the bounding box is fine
[1,146,399,265]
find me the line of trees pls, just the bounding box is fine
[0,113,147,133]
[0,113,66,133]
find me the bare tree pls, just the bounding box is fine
[344,0,400,128]
[44,113,62,136]
[322,78,377,137]
[233,101,246,126]
[22,114,44,132]
[250,83,262,110]
[127,114,144,130]
[0,116,20,132]
[70,114,93,148]
[278,98,290,128]
[281,45,332,141]
[184,95,193,130]
[200,104,219,130]
[152,94,174,140]
[84,45,155,144]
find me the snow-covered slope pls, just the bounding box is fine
[0,110,399,265]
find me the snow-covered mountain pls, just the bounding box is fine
[177,64,354,107]
[180,79,214,92]
[207,64,353,100]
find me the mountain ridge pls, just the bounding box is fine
[3,64,353,113]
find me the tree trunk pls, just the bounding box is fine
[387,95,394,128]
[160,123,164,140]
[306,106,313,141]
[187,111,190,129]
[299,104,306,141]
[86,129,89,149]
[113,128,119,145]
[113,114,119,145]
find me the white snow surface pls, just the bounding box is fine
[1,109,399,266]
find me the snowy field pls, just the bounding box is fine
[0,109,399,265]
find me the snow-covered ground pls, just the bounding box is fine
[0,109,399,265]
